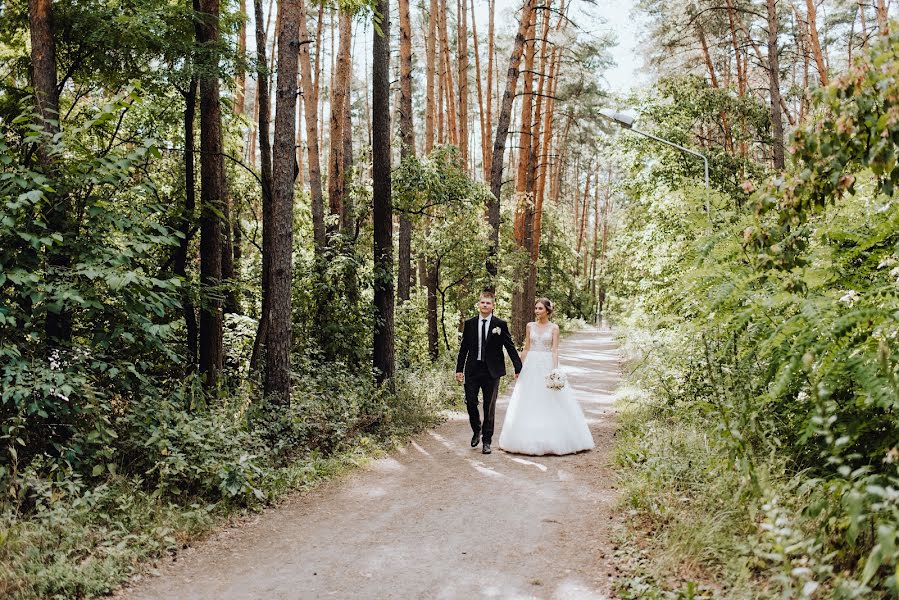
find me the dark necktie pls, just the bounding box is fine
[481,319,487,360]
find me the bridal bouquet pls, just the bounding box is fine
[545,368,567,390]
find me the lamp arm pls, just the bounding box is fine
[631,126,711,219]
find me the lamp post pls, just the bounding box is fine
[600,109,710,219]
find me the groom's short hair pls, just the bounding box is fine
[479,290,495,301]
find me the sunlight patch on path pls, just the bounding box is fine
[508,457,548,472]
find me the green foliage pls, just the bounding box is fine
[624,74,769,199]
[610,28,899,598]
[746,32,899,273]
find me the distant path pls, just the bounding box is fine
[120,326,622,600]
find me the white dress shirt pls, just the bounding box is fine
[477,314,493,361]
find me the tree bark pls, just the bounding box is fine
[29,0,73,344]
[426,261,439,361]
[487,0,537,280]
[197,0,225,389]
[875,0,889,34]
[440,0,458,147]
[176,77,200,369]
[511,7,538,342]
[484,0,495,178]
[249,0,274,373]
[425,0,438,153]
[341,89,354,234]
[436,0,446,145]
[235,0,247,116]
[457,0,470,171]
[804,0,828,85]
[470,0,487,180]
[766,0,785,169]
[265,0,302,403]
[373,0,395,385]
[328,9,352,233]
[398,0,415,302]
[298,0,326,254]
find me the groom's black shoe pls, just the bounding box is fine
[471,432,480,448]
[482,443,492,454]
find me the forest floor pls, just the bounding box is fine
[117,327,623,600]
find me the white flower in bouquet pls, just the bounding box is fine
[545,368,567,390]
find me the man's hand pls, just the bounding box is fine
[455,372,464,384]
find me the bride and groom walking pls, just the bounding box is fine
[455,291,595,456]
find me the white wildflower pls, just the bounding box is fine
[877,256,897,269]
[838,290,859,306]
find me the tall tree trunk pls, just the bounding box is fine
[197,0,225,389]
[235,0,247,116]
[511,7,538,342]
[486,0,537,280]
[372,0,395,385]
[523,3,555,326]
[439,0,458,146]
[425,0,438,153]
[470,0,487,179]
[766,0,785,169]
[341,90,354,234]
[266,0,301,403]
[298,0,326,254]
[221,190,238,313]
[859,0,870,48]
[249,0,274,373]
[426,262,439,361]
[457,0,470,170]
[484,0,495,178]
[696,21,720,88]
[436,0,446,145]
[737,19,796,127]
[575,169,591,258]
[328,9,352,234]
[804,0,829,85]
[398,0,415,302]
[177,77,200,369]
[29,0,72,344]
[875,0,889,34]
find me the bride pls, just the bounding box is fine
[498,298,595,456]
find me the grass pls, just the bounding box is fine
[611,398,761,600]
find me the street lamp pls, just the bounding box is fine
[599,109,710,219]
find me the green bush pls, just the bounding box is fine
[610,31,899,598]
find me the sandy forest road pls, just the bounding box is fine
[120,327,622,600]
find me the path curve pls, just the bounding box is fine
[120,327,622,600]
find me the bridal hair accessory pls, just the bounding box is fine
[545,368,567,390]
[492,327,501,335]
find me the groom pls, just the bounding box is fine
[455,290,522,454]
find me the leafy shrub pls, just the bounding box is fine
[610,30,899,598]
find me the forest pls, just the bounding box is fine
[2,0,899,597]
[2,0,606,597]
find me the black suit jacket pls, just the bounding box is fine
[456,315,523,379]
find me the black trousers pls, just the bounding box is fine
[464,361,500,444]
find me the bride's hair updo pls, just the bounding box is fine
[535,297,554,316]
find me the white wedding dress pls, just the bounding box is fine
[498,324,595,455]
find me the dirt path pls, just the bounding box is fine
[120,327,622,600]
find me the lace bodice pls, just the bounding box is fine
[529,323,554,352]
